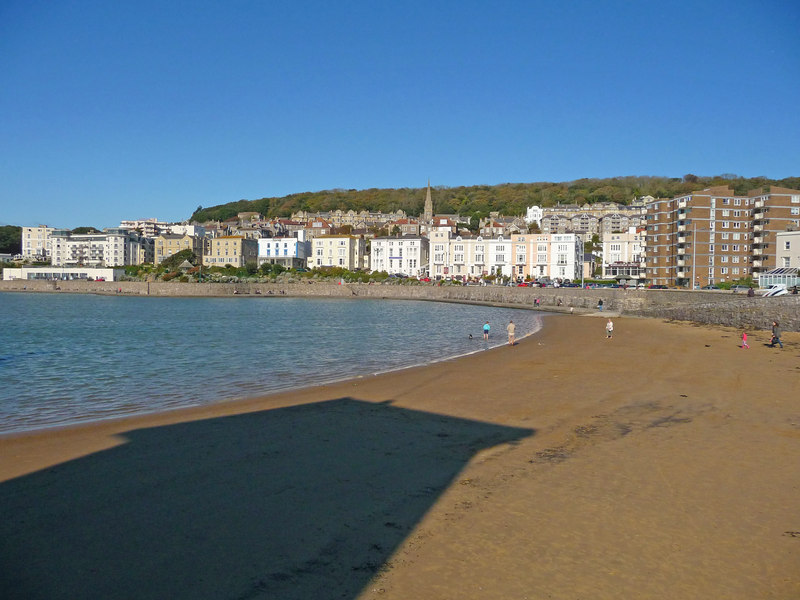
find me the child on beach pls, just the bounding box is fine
[741,330,749,349]
[605,318,613,339]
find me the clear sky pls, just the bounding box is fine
[2,0,798,229]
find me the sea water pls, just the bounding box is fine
[0,293,545,434]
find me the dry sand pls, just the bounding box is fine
[1,315,798,599]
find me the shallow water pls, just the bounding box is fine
[0,293,545,434]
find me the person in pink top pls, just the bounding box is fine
[741,330,749,349]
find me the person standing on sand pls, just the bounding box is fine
[483,321,490,340]
[507,320,516,346]
[606,318,614,339]
[741,330,749,349]
[770,321,783,348]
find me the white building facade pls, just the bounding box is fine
[370,236,429,277]
[258,235,311,269]
[775,231,800,270]
[50,228,145,267]
[428,231,583,281]
[21,225,55,260]
[601,227,646,281]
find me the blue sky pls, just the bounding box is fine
[2,0,798,229]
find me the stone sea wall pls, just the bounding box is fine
[1,279,797,332]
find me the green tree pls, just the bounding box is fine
[159,248,197,270]
[0,225,22,254]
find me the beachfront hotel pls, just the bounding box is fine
[203,236,258,268]
[601,227,646,282]
[154,233,208,266]
[257,233,311,270]
[308,235,367,270]
[50,228,148,267]
[370,236,429,278]
[20,225,55,261]
[645,186,800,287]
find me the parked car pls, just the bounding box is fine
[759,284,788,297]
[647,284,667,289]
[730,285,750,293]
[700,285,718,290]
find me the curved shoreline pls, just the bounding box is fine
[0,296,546,437]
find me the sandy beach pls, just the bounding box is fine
[1,314,798,599]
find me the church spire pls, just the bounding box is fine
[423,179,433,223]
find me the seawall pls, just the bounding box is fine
[1,279,797,332]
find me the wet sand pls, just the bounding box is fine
[1,315,798,599]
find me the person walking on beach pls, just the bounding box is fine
[741,330,750,349]
[483,321,490,340]
[770,321,783,348]
[507,320,516,346]
[606,318,614,339]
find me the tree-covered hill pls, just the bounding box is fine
[190,174,800,223]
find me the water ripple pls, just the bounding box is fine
[0,294,545,433]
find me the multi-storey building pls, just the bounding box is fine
[426,231,582,281]
[203,236,258,268]
[750,187,800,276]
[21,225,55,260]
[154,233,207,265]
[775,231,800,270]
[534,200,646,236]
[119,218,171,238]
[50,228,145,267]
[602,227,646,281]
[257,234,311,269]
[646,186,800,287]
[308,235,367,270]
[370,236,429,277]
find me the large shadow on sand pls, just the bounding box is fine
[0,398,533,600]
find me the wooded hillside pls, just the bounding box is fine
[190,175,800,223]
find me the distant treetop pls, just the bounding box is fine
[189,175,800,223]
